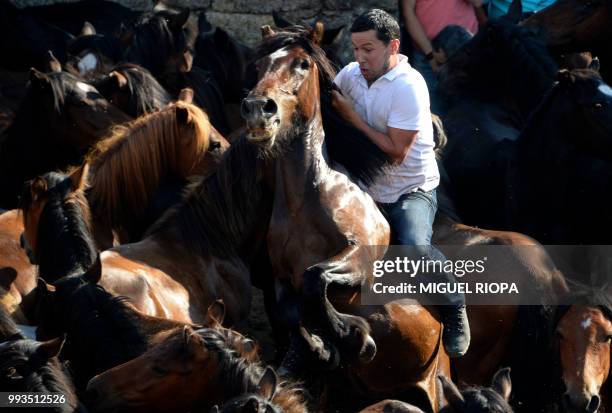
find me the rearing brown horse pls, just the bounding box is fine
[243,27,449,411]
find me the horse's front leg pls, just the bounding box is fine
[300,245,377,363]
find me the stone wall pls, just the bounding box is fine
[13,0,399,65]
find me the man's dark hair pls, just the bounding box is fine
[350,9,400,45]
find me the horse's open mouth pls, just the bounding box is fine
[246,120,279,142]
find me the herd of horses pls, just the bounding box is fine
[0,0,611,412]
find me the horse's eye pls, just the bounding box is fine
[5,367,22,380]
[300,60,310,70]
[152,365,167,376]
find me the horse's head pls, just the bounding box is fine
[522,0,612,50]
[0,335,65,390]
[557,304,611,413]
[66,22,123,76]
[241,25,330,148]
[89,63,171,118]
[211,367,282,413]
[439,368,514,413]
[85,323,258,413]
[27,68,129,149]
[20,165,91,269]
[555,69,612,156]
[125,8,196,77]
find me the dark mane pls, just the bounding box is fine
[147,135,269,259]
[197,327,264,397]
[556,279,612,323]
[253,28,390,184]
[20,172,96,282]
[91,63,171,117]
[64,283,148,385]
[196,327,308,412]
[0,339,82,411]
[127,12,190,77]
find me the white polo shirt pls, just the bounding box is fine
[333,54,439,203]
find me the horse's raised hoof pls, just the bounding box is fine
[359,333,377,363]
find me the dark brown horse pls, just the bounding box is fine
[0,58,129,209]
[85,325,288,413]
[522,0,612,83]
[244,26,449,412]
[32,258,220,391]
[0,304,86,412]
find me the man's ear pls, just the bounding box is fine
[390,39,400,54]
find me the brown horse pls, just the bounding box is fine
[85,325,296,413]
[243,26,449,412]
[554,285,612,413]
[0,209,37,323]
[0,53,130,209]
[522,0,612,82]
[84,98,228,248]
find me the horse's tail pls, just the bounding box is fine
[432,114,447,158]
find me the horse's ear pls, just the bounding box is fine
[175,104,191,125]
[213,27,230,49]
[491,367,512,402]
[272,11,293,29]
[168,8,190,31]
[589,57,601,72]
[30,176,48,201]
[323,25,344,46]
[29,68,50,89]
[45,51,62,73]
[309,21,325,46]
[178,88,194,104]
[109,71,128,90]
[257,366,278,401]
[438,375,466,410]
[36,335,66,358]
[69,163,89,192]
[198,13,213,34]
[81,21,96,36]
[505,0,523,24]
[83,254,102,284]
[261,25,275,39]
[37,277,55,294]
[205,299,225,327]
[557,69,574,85]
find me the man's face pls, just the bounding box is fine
[351,30,393,83]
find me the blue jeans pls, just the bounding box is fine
[379,189,465,306]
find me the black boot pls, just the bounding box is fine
[442,305,470,358]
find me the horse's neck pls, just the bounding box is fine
[273,119,327,210]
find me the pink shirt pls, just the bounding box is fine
[415,0,479,42]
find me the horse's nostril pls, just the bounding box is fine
[263,99,277,115]
[587,395,600,413]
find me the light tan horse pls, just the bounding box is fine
[84,96,229,249]
[0,209,37,323]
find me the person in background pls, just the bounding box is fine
[400,0,485,112]
[484,0,557,19]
